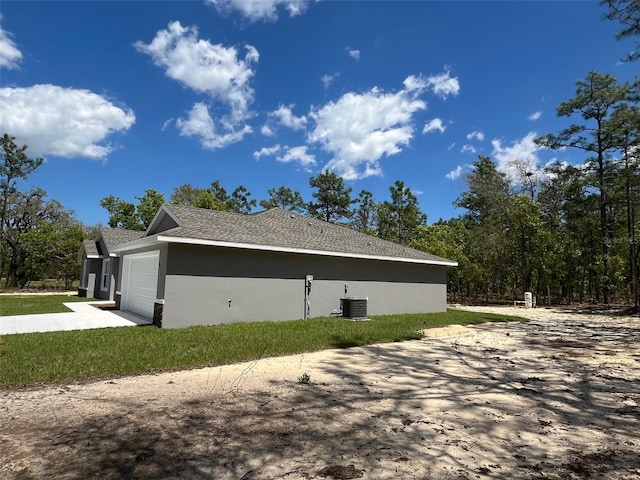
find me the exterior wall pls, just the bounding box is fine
[91,257,121,301]
[160,244,448,329]
[87,273,97,298]
[78,272,97,298]
[78,258,101,299]
[107,257,121,301]
[96,259,110,300]
[152,214,179,233]
[94,237,109,300]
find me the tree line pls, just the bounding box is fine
[0,134,87,289]
[100,176,427,246]
[421,68,639,308]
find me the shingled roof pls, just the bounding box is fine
[80,239,99,259]
[79,228,145,260]
[99,228,145,251]
[114,204,456,266]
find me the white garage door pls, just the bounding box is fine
[121,251,160,319]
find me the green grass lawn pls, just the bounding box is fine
[0,294,95,316]
[0,309,524,389]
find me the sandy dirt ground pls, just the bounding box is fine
[1,306,639,479]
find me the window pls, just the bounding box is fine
[101,259,111,291]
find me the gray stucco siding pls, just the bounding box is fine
[105,257,120,301]
[153,214,179,234]
[93,236,110,300]
[165,243,445,282]
[163,276,302,327]
[86,258,102,299]
[159,243,447,328]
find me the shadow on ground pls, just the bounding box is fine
[2,315,639,479]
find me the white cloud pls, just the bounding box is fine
[320,73,340,90]
[491,131,542,179]
[207,0,311,22]
[261,124,275,136]
[403,74,429,93]
[176,102,251,149]
[466,130,484,141]
[528,111,542,121]
[161,118,174,131]
[446,165,464,180]
[135,21,258,126]
[252,144,315,170]
[321,73,337,89]
[461,144,476,154]
[308,77,427,180]
[346,47,360,60]
[447,142,456,151]
[253,144,281,159]
[276,145,316,169]
[425,68,460,99]
[0,84,135,159]
[423,118,446,134]
[0,16,22,69]
[269,104,307,130]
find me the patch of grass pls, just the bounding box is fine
[0,309,524,389]
[0,295,95,316]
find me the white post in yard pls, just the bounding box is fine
[524,291,533,309]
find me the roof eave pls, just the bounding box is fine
[111,235,163,253]
[155,235,458,267]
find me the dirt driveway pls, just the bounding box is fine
[1,306,639,479]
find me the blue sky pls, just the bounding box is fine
[0,1,637,227]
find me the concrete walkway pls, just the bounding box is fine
[0,301,152,335]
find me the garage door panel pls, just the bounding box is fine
[122,251,159,319]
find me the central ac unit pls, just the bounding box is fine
[341,297,367,319]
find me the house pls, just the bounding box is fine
[109,204,457,328]
[78,227,145,300]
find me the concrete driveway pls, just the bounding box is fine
[0,301,152,335]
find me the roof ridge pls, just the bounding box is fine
[164,203,248,218]
[99,226,144,234]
